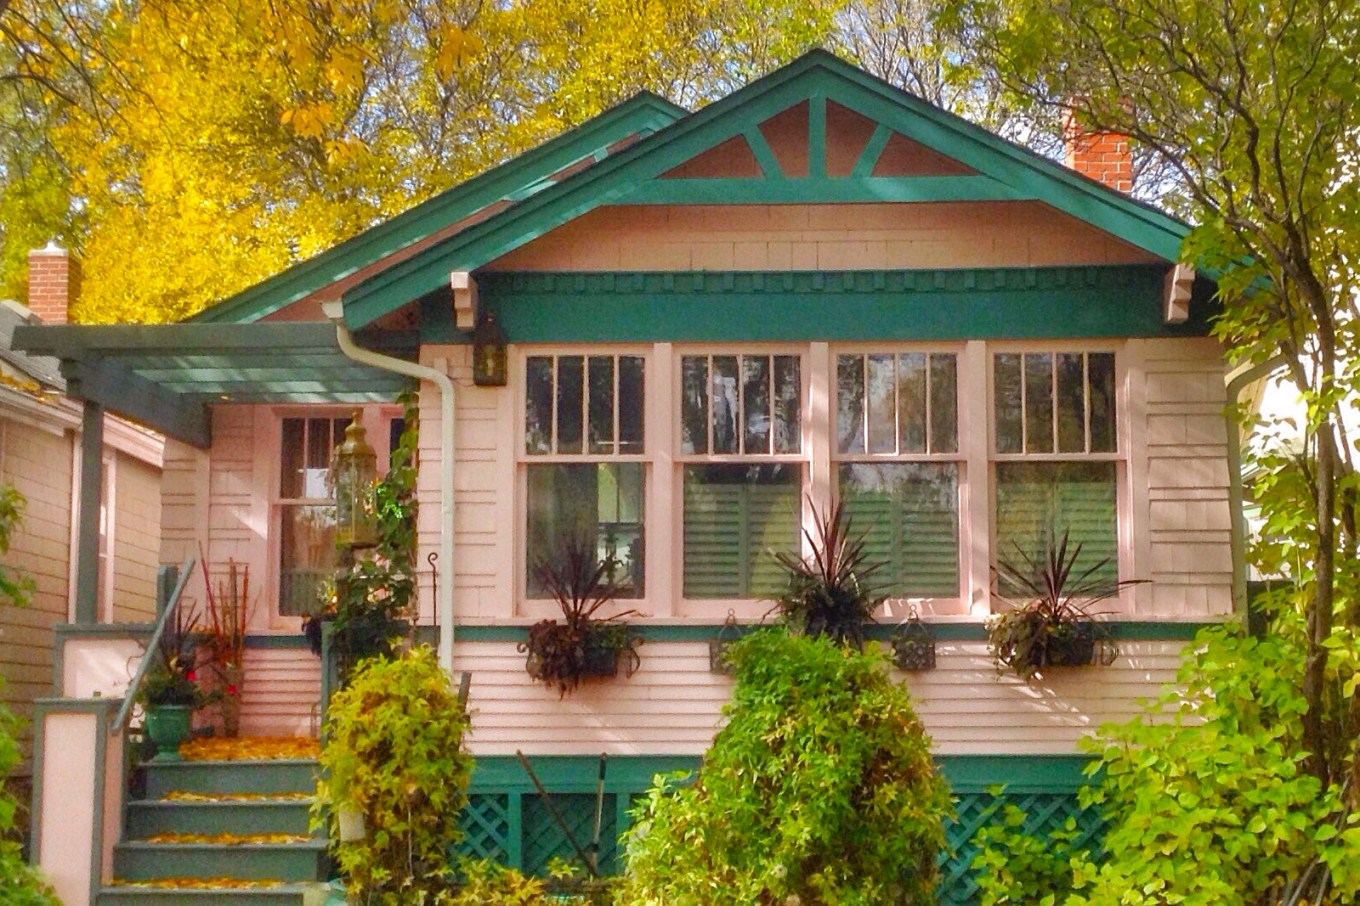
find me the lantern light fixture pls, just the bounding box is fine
[332,411,378,550]
[472,311,508,387]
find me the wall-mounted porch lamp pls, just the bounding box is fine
[332,411,378,550]
[472,311,508,387]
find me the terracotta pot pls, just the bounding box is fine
[145,704,193,761]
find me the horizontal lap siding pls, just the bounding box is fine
[1133,338,1233,616]
[487,203,1160,273]
[238,647,320,738]
[1,418,73,760]
[112,453,161,622]
[454,639,1185,757]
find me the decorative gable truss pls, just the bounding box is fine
[339,51,1198,332]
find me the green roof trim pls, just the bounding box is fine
[190,92,685,325]
[341,49,1192,330]
[419,266,1216,344]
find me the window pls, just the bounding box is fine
[523,354,646,598]
[679,353,802,599]
[277,416,349,616]
[992,351,1119,589]
[835,352,961,599]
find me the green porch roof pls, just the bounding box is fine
[12,322,415,447]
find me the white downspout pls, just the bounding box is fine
[322,302,456,672]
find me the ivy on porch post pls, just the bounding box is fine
[74,399,103,624]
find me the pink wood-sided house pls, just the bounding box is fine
[15,52,1240,903]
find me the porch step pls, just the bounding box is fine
[98,882,323,905]
[113,840,329,882]
[102,750,331,904]
[126,798,314,837]
[144,759,318,798]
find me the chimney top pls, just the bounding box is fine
[27,242,80,325]
[1061,109,1134,194]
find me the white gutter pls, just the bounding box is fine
[322,302,456,672]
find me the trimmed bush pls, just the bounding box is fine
[620,630,951,905]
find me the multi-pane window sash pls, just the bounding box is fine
[521,354,647,599]
[678,353,803,600]
[277,416,349,617]
[525,354,645,456]
[834,352,962,600]
[991,351,1120,591]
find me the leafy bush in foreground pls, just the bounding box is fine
[620,630,951,905]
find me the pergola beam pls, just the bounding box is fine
[61,356,212,448]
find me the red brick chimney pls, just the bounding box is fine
[27,241,80,324]
[1062,109,1133,194]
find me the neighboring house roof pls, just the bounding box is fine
[337,49,1194,330]
[0,300,64,391]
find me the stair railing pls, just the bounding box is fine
[111,556,196,735]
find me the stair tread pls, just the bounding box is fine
[118,840,327,850]
[134,798,314,806]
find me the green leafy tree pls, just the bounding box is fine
[620,630,951,905]
[0,484,32,608]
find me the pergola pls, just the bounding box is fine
[13,320,416,623]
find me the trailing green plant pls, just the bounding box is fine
[771,498,887,649]
[521,535,640,696]
[311,392,421,678]
[315,645,473,905]
[988,529,1138,680]
[450,857,608,905]
[0,676,60,905]
[969,797,1092,906]
[0,483,33,608]
[620,630,951,905]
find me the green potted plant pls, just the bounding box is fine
[988,529,1139,681]
[139,601,205,761]
[771,499,887,650]
[521,537,640,696]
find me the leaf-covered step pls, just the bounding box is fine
[126,798,316,838]
[113,840,328,882]
[143,759,318,798]
[97,880,321,905]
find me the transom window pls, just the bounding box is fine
[835,352,962,600]
[992,351,1119,591]
[681,353,801,455]
[523,354,646,599]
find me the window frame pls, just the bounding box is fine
[829,343,968,615]
[514,346,654,620]
[985,342,1133,613]
[266,405,400,629]
[673,343,811,618]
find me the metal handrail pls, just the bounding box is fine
[111,556,196,735]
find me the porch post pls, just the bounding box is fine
[74,400,103,624]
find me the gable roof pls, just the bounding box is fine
[338,49,1192,330]
[0,301,64,391]
[191,92,685,324]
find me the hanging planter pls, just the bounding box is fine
[521,538,641,696]
[890,607,936,671]
[708,610,743,675]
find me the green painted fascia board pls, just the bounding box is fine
[465,753,1094,794]
[13,322,415,356]
[189,93,684,325]
[445,266,1216,343]
[342,50,1191,329]
[451,620,1219,644]
[618,174,1027,204]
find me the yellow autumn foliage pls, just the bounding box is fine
[178,736,320,761]
[1,0,847,323]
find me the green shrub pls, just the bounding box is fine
[0,677,59,905]
[0,483,33,608]
[1066,622,1360,905]
[316,645,473,904]
[969,799,1090,906]
[619,630,951,905]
